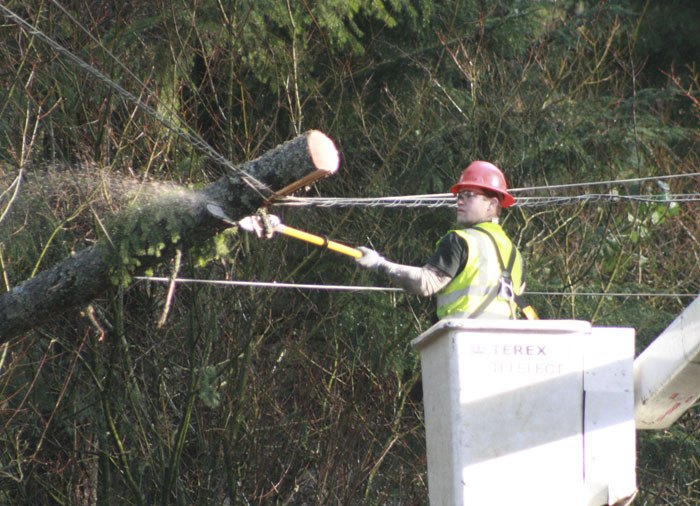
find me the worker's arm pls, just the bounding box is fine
[355,247,453,296]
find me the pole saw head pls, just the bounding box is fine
[206,202,361,258]
[206,203,279,238]
[237,215,279,239]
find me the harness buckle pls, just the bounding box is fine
[498,276,515,301]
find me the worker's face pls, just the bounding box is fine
[456,189,500,226]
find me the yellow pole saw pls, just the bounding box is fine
[207,203,362,259]
[207,203,539,320]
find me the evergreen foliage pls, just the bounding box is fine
[0,0,698,503]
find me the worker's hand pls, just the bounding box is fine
[355,246,385,270]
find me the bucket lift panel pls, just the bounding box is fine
[412,319,636,506]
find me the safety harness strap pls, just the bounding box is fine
[471,226,539,320]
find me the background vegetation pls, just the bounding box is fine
[1,0,699,504]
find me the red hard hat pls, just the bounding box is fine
[449,161,515,208]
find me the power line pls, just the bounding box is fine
[136,277,696,298]
[135,277,403,292]
[277,194,456,209]
[274,192,700,209]
[527,291,697,298]
[513,172,700,193]
[516,193,699,208]
[273,172,700,209]
[0,3,269,196]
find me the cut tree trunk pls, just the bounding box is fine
[0,130,339,341]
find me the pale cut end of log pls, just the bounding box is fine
[307,129,340,173]
[272,130,340,199]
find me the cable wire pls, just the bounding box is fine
[274,192,700,209]
[526,291,697,298]
[135,276,403,292]
[273,172,700,209]
[513,172,700,193]
[136,277,696,298]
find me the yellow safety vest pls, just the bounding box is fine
[436,222,524,320]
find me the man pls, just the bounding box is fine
[355,161,532,320]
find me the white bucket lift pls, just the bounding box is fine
[411,319,637,506]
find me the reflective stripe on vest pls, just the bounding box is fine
[436,222,524,320]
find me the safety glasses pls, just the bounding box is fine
[456,190,487,202]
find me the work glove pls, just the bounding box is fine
[355,246,385,270]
